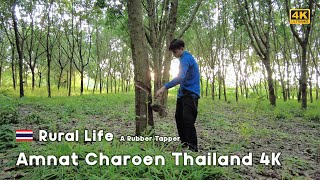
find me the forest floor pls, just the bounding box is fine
[0,88,320,179]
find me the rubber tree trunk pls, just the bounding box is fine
[127,0,154,135]
[12,0,24,97]
[11,47,16,90]
[0,63,2,87]
[300,45,308,108]
[80,70,84,95]
[263,55,276,106]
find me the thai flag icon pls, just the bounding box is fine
[16,130,33,142]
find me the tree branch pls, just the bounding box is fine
[177,0,203,38]
[284,0,304,46]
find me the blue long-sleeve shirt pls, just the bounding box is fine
[164,51,200,98]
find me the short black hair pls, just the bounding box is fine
[169,39,184,51]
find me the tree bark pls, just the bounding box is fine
[74,15,91,95]
[263,56,276,105]
[46,0,54,98]
[316,71,319,100]
[160,0,179,117]
[285,0,314,109]
[99,67,102,94]
[128,0,154,135]
[11,46,16,90]
[238,0,276,106]
[58,68,63,90]
[0,60,2,87]
[309,70,313,103]
[67,0,75,97]
[12,0,24,97]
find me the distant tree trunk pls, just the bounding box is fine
[28,18,35,90]
[285,0,314,109]
[223,76,227,102]
[127,0,154,135]
[316,72,319,100]
[73,71,76,91]
[285,37,291,100]
[25,13,43,91]
[230,31,239,102]
[261,63,269,99]
[298,37,308,108]
[93,22,100,94]
[238,0,276,106]
[238,29,244,98]
[264,55,276,105]
[55,32,67,91]
[296,84,300,101]
[309,79,313,103]
[244,60,249,99]
[128,80,131,92]
[281,14,290,101]
[24,69,28,86]
[38,72,42,88]
[2,17,16,89]
[126,80,129,93]
[114,76,116,93]
[74,16,91,95]
[200,64,204,97]
[221,5,227,102]
[93,67,98,93]
[67,0,75,97]
[0,59,3,87]
[0,63,2,87]
[272,27,286,101]
[212,79,215,100]
[121,78,124,92]
[12,0,24,97]
[80,70,84,95]
[218,73,221,100]
[110,75,112,93]
[259,78,262,95]
[309,39,319,101]
[99,68,102,94]
[309,67,314,103]
[87,75,90,91]
[45,0,54,98]
[211,37,218,100]
[205,77,209,97]
[117,78,120,93]
[11,47,16,90]
[106,76,109,93]
[57,68,63,90]
[68,59,72,96]
[66,70,69,88]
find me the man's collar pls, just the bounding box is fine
[180,51,187,59]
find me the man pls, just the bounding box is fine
[156,39,200,152]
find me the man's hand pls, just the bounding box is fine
[155,86,166,98]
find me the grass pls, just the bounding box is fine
[0,86,320,179]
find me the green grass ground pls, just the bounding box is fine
[0,87,319,179]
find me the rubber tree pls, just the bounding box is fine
[237,0,276,106]
[285,0,316,109]
[145,0,203,117]
[12,0,24,97]
[127,0,154,135]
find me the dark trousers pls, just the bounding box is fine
[175,96,199,151]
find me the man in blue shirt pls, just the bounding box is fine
[156,39,200,152]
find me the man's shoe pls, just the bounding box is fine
[188,144,198,152]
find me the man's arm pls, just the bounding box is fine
[156,59,190,97]
[165,59,189,88]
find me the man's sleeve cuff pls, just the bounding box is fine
[164,83,170,89]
